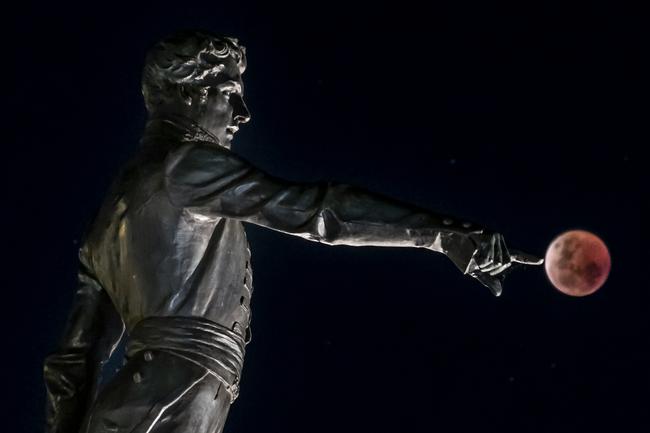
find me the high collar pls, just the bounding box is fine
[141,113,226,149]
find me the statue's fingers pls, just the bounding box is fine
[489,262,512,276]
[480,261,502,272]
[493,235,504,267]
[478,238,499,271]
[479,235,495,269]
[499,235,511,266]
[510,249,544,265]
[473,272,503,297]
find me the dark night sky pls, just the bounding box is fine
[5,2,647,432]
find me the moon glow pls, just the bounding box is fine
[545,230,611,297]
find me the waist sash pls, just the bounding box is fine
[127,316,246,401]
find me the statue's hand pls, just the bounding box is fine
[444,230,543,296]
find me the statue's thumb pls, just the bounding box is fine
[473,272,503,297]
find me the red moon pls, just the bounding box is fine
[544,230,611,297]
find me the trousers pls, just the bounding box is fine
[80,349,231,433]
[80,316,247,433]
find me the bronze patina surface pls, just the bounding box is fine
[43,30,541,433]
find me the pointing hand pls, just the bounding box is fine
[464,231,543,296]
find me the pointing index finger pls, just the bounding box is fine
[510,249,544,265]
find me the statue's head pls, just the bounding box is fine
[142,30,250,146]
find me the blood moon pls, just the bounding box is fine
[544,230,611,297]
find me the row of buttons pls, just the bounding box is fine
[233,255,252,342]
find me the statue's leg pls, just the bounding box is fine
[80,350,232,433]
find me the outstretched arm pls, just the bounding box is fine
[165,143,541,294]
[165,143,478,246]
[43,256,125,433]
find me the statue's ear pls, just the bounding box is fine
[178,84,194,106]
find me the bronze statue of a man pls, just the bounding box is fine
[43,30,541,433]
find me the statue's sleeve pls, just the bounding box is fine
[165,143,480,252]
[43,257,125,433]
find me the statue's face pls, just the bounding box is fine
[197,56,250,147]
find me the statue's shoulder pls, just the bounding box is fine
[165,142,246,177]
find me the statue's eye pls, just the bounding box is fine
[222,89,232,98]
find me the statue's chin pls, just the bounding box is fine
[222,134,234,146]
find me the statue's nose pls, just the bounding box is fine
[234,98,251,124]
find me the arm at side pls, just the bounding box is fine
[43,257,125,433]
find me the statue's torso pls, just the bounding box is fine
[81,149,253,341]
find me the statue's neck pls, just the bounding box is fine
[142,113,228,149]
